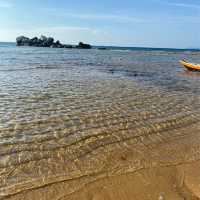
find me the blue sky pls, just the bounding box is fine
[0,0,200,48]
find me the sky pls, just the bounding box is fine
[0,0,200,48]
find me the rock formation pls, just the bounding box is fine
[16,35,92,49]
[76,42,92,49]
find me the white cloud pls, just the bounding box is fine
[45,8,147,23]
[156,0,200,9]
[62,13,145,23]
[168,2,200,9]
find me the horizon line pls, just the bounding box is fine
[0,41,199,50]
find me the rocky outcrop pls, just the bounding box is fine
[50,40,63,48]
[16,35,54,47]
[16,36,30,46]
[16,35,92,49]
[76,42,92,49]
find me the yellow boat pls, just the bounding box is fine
[180,60,200,71]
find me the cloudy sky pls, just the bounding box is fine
[0,0,200,48]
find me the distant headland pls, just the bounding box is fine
[16,35,92,49]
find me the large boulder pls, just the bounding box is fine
[16,36,30,46]
[50,40,64,48]
[29,37,39,46]
[38,36,54,47]
[45,37,54,47]
[76,42,92,49]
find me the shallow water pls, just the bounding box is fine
[0,44,200,199]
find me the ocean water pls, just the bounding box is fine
[0,42,200,199]
[1,43,200,93]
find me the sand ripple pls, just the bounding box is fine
[0,72,200,199]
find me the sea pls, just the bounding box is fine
[1,42,200,94]
[0,42,200,199]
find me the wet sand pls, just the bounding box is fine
[67,162,200,200]
[1,71,200,200]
